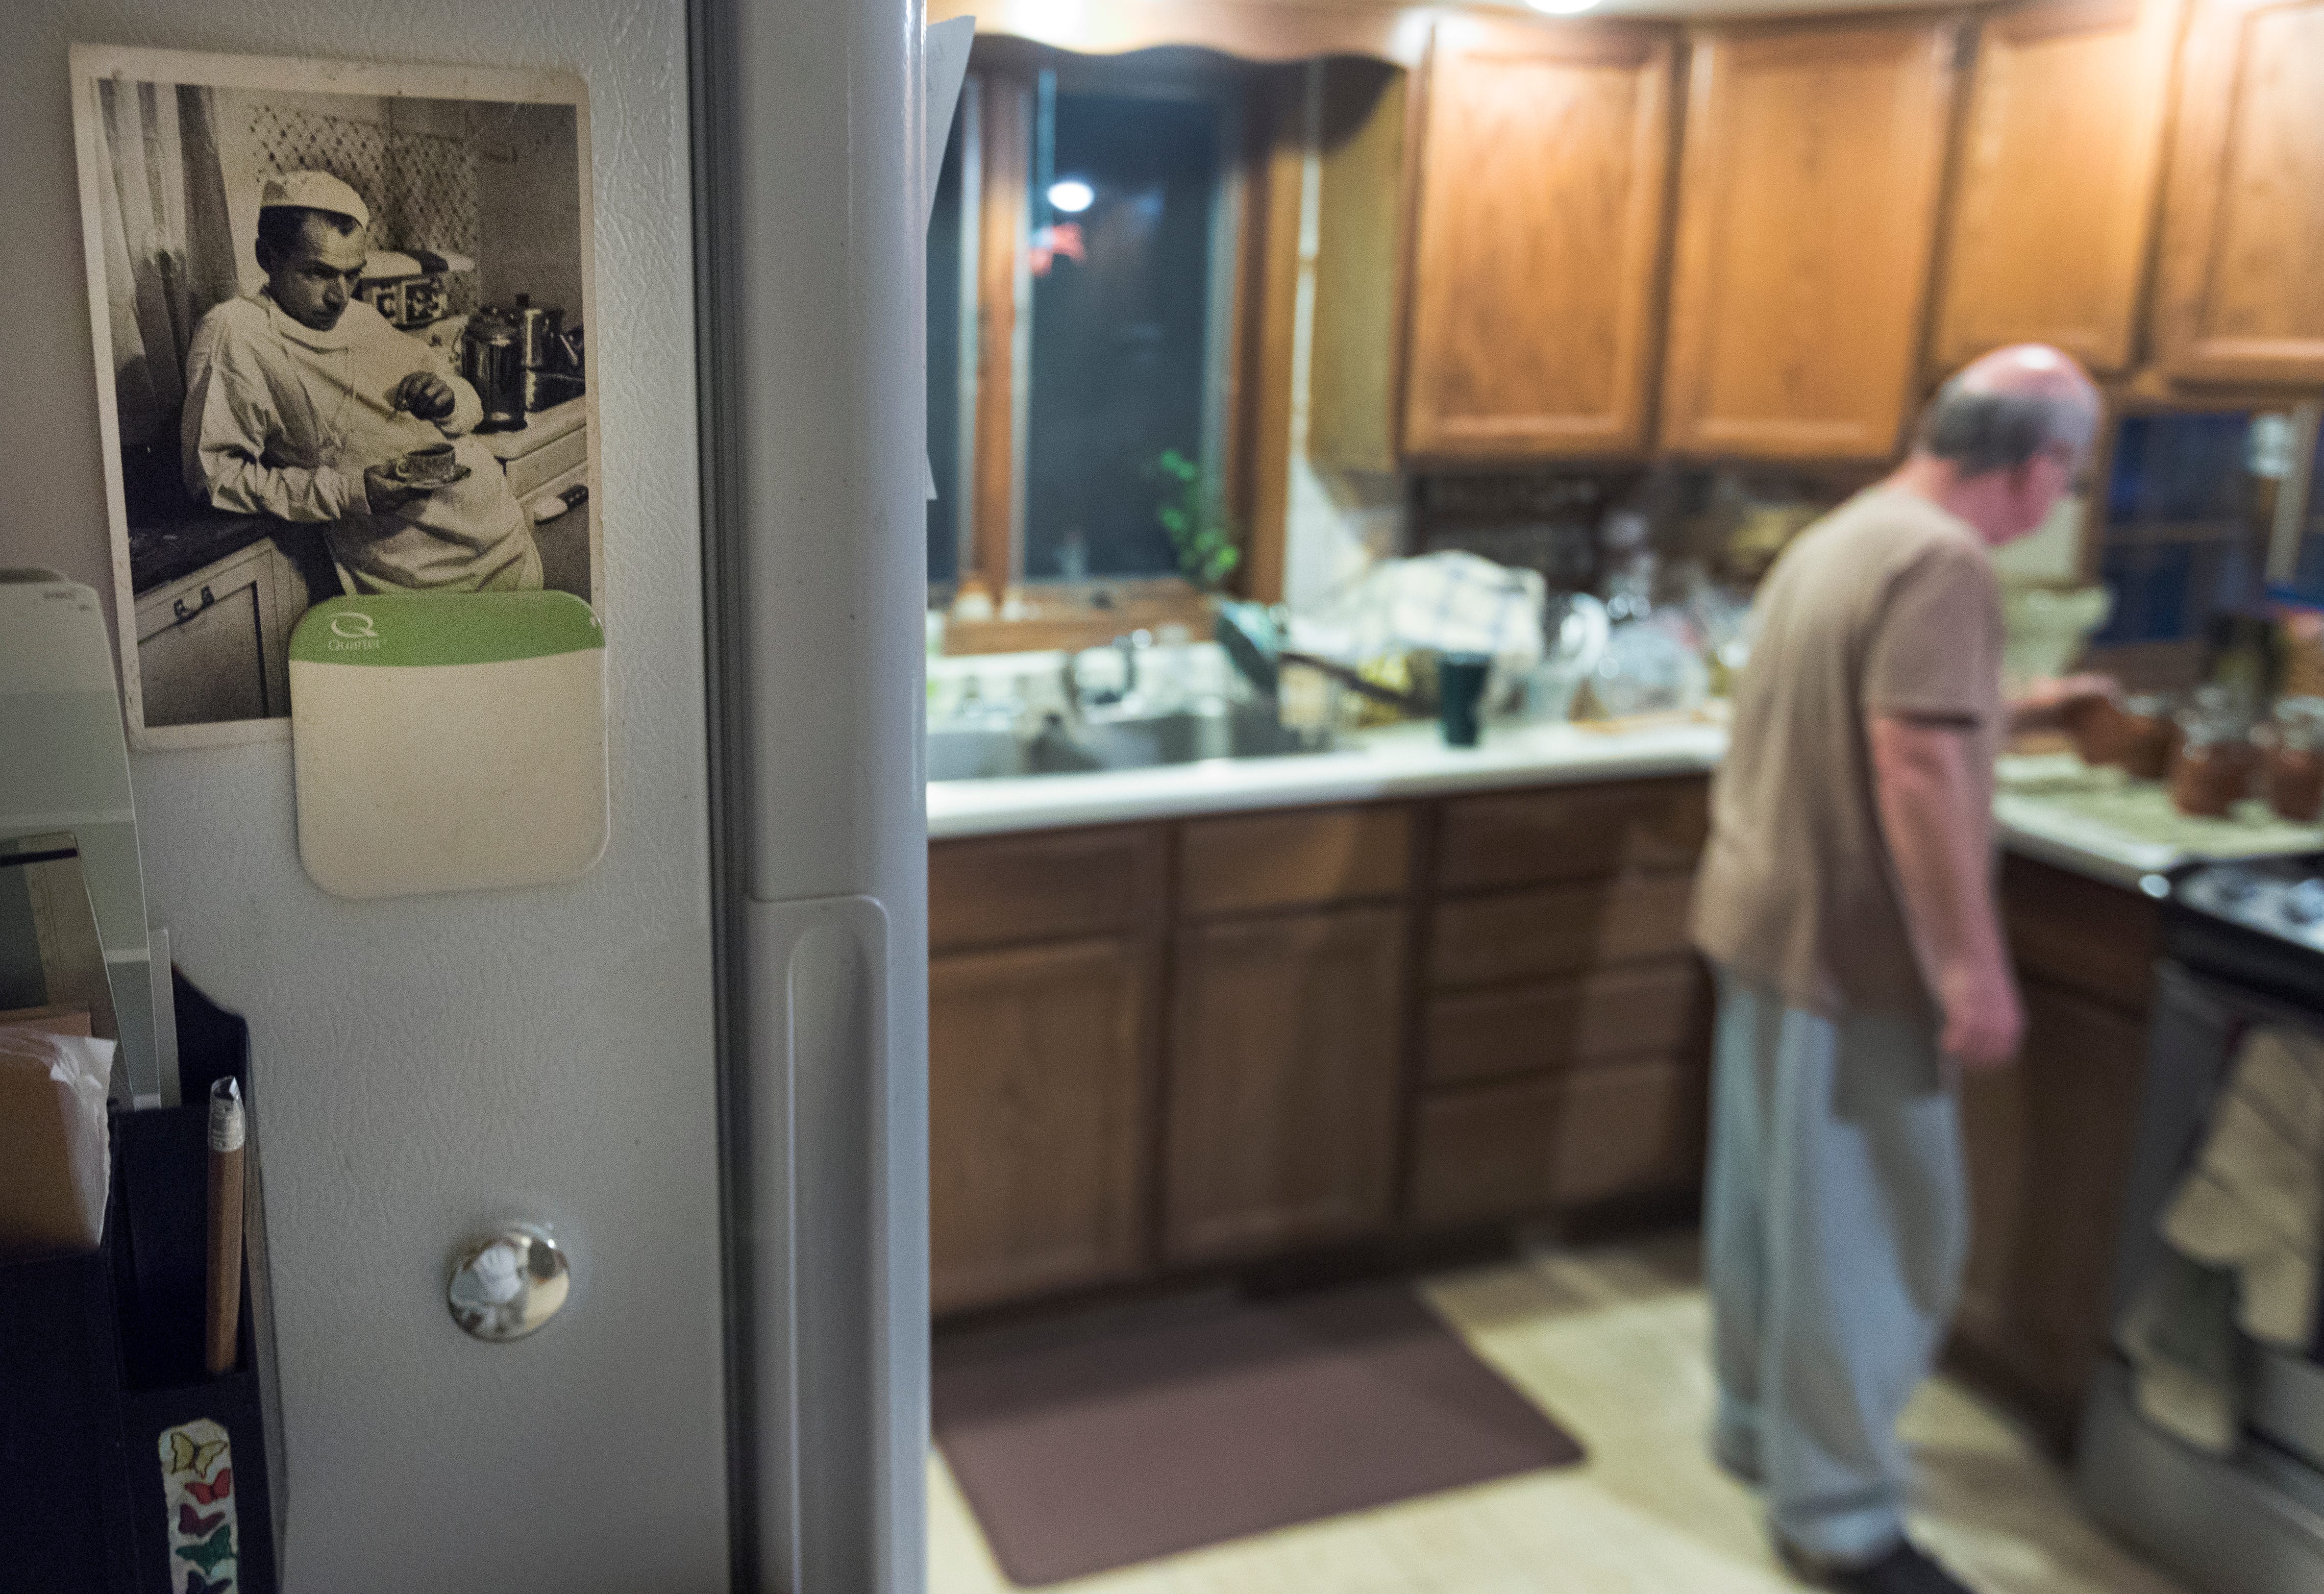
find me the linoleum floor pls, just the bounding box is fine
[927,1233,2191,1594]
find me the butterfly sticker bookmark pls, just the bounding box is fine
[157,1418,239,1593]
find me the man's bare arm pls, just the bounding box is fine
[1868,715,2023,1069]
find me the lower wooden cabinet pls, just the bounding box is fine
[1425,959,1711,1087]
[1430,872,1697,987]
[1163,906,1408,1264]
[928,938,1154,1314]
[1410,1055,1710,1227]
[1954,974,2149,1442]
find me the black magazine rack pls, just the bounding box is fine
[2,975,283,1594]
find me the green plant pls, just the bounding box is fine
[1146,448,1242,592]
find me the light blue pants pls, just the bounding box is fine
[1703,971,1969,1566]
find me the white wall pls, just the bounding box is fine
[0,5,729,1591]
[1278,61,1403,615]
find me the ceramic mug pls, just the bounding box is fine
[399,443,458,484]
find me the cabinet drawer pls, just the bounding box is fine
[2000,853,2158,1013]
[1179,803,1413,917]
[1425,959,1711,1087]
[1410,1056,1709,1227]
[1431,873,1696,989]
[503,425,590,501]
[929,825,1165,952]
[1436,777,1708,891]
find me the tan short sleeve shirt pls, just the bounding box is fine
[1691,488,2005,1018]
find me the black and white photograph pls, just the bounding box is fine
[69,46,600,747]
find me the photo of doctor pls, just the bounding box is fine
[183,170,543,596]
[73,60,598,744]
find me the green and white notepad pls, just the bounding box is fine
[288,594,608,899]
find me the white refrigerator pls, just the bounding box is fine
[0,0,932,1589]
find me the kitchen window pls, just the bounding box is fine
[2088,402,2324,683]
[928,47,1269,617]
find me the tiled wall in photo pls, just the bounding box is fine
[243,104,480,313]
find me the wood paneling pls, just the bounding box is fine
[1398,17,1676,460]
[1410,1056,1709,1226]
[929,824,1165,952]
[1164,907,1408,1263]
[1237,66,1307,605]
[1431,874,1697,989]
[2000,852,2161,1011]
[929,939,1154,1313]
[1425,959,1711,1087]
[2152,0,2324,385]
[1660,18,1960,459]
[1436,776,1709,891]
[1179,803,1413,917]
[1309,60,1410,475]
[1953,975,2149,1442]
[972,69,1031,584]
[1933,0,2185,375]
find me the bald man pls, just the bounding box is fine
[1691,346,2105,1594]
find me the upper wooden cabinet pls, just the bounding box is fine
[1400,18,1677,461]
[2152,0,2324,385]
[1933,0,2185,376]
[1309,19,1678,469]
[1659,18,1962,459]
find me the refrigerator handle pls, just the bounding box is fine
[739,892,901,1594]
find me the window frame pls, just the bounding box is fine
[932,40,1304,639]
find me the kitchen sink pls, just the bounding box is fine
[927,702,1330,780]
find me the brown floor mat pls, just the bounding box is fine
[932,1281,1586,1586]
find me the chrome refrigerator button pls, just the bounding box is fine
[447,1225,570,1341]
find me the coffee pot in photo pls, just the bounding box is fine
[459,305,527,432]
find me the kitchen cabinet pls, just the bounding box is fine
[1412,775,1716,1227]
[1659,17,1961,459]
[1177,804,1412,917]
[1932,0,2185,377]
[133,536,292,728]
[1163,906,1408,1264]
[929,939,1155,1314]
[1308,18,1678,469]
[1411,1056,1709,1227]
[926,779,1719,1317]
[1398,17,1677,461]
[2151,0,2324,385]
[928,824,1166,1314]
[1951,853,2161,1448]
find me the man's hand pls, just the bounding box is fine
[2011,672,2119,728]
[1938,957,2024,1070]
[390,370,457,422]
[362,462,435,514]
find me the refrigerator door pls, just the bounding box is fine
[692,0,930,1589]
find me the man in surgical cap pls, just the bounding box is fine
[181,169,541,594]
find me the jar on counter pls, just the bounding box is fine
[2266,697,2324,822]
[2069,691,2176,775]
[2115,692,2180,780]
[2170,692,2256,817]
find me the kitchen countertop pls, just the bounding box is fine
[128,506,281,596]
[928,718,2322,889]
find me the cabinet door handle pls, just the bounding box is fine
[173,584,218,624]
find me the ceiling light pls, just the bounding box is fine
[1047,178,1095,215]
[1527,0,1602,13]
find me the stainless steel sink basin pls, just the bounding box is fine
[927,702,1330,781]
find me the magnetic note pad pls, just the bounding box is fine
[288,594,607,899]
